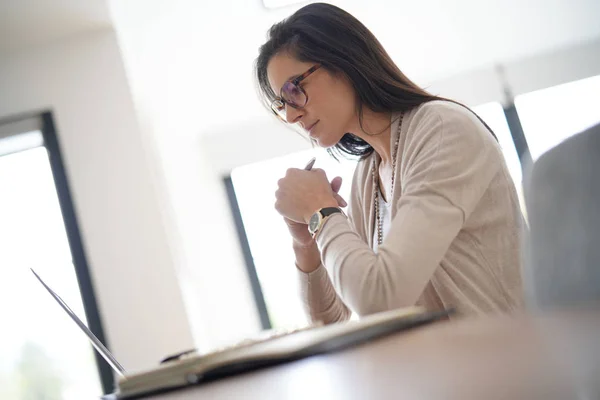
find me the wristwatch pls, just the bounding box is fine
[308,207,344,238]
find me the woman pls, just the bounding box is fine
[256,3,523,323]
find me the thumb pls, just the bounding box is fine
[330,176,343,193]
[334,193,348,208]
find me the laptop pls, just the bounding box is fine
[32,268,452,399]
[30,268,126,376]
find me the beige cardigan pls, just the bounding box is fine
[298,101,524,323]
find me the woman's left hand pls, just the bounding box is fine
[275,168,340,224]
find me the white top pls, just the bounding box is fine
[373,189,393,253]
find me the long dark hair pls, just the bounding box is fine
[256,3,495,159]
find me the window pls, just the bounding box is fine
[0,116,106,399]
[472,102,526,210]
[515,74,600,161]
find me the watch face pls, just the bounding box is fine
[308,213,320,233]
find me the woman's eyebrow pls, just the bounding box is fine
[284,72,302,82]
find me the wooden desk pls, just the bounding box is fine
[137,310,600,400]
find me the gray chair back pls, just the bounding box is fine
[524,122,600,310]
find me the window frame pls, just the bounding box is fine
[0,111,114,395]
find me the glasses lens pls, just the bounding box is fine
[281,82,306,108]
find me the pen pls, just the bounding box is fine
[304,157,316,171]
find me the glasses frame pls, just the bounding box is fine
[271,64,321,122]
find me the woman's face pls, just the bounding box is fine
[267,52,357,148]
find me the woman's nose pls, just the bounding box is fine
[285,105,303,124]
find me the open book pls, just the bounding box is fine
[114,306,450,399]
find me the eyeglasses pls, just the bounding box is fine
[271,65,321,122]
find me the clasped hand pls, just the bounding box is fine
[275,168,347,224]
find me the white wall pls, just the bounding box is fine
[427,38,600,107]
[108,0,268,350]
[0,30,194,373]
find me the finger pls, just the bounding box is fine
[334,193,347,207]
[285,167,299,177]
[313,168,328,180]
[330,176,343,193]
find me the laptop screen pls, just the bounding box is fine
[30,268,126,376]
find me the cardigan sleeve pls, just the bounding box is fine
[295,160,370,324]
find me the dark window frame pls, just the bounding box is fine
[223,176,272,330]
[503,102,533,169]
[0,111,115,395]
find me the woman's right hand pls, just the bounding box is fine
[284,176,347,246]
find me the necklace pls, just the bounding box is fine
[372,113,404,246]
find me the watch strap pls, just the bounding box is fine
[320,207,343,218]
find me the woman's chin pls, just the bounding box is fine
[313,136,338,149]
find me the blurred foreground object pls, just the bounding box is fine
[524,122,600,310]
